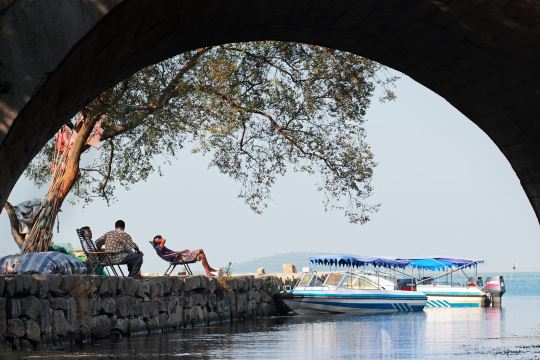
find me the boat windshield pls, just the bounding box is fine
[296,273,325,288]
[323,273,344,287]
[297,274,312,287]
[342,273,378,290]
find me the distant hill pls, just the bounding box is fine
[231,252,334,273]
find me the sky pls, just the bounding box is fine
[1,71,538,273]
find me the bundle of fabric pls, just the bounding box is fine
[0,251,87,275]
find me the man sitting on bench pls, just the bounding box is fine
[152,235,217,277]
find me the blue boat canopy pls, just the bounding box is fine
[309,255,483,271]
[401,258,483,271]
[309,255,410,269]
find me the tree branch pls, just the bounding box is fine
[97,47,212,144]
[3,201,25,248]
[197,85,345,178]
[98,140,115,203]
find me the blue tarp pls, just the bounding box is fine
[309,255,483,271]
[0,251,87,275]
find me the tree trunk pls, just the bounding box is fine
[3,201,25,249]
[20,114,99,252]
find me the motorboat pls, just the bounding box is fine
[396,257,506,308]
[280,256,428,315]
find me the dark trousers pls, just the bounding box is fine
[121,252,143,277]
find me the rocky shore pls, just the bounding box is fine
[0,274,287,351]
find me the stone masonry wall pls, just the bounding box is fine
[0,275,285,351]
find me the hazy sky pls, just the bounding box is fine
[1,71,538,273]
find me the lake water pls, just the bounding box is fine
[15,272,540,359]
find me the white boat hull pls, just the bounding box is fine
[283,289,427,315]
[418,285,486,308]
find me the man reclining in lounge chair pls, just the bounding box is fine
[152,235,217,277]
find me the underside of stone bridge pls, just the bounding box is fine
[0,0,539,222]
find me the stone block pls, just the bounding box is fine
[253,279,262,291]
[145,281,164,299]
[139,302,159,320]
[90,315,111,339]
[207,293,217,310]
[282,264,297,274]
[161,277,174,296]
[129,317,146,335]
[134,281,146,298]
[118,277,137,296]
[47,275,64,296]
[24,319,41,344]
[208,311,219,324]
[8,297,40,320]
[191,293,206,307]
[157,299,169,313]
[51,298,68,311]
[256,267,266,276]
[90,297,116,316]
[5,275,38,297]
[0,277,5,295]
[115,296,139,318]
[65,298,78,326]
[166,297,183,314]
[0,298,5,341]
[22,296,41,320]
[52,310,71,337]
[184,276,202,292]
[76,316,92,342]
[37,300,52,340]
[7,298,21,318]
[207,278,217,293]
[145,317,161,332]
[166,310,183,328]
[60,276,74,294]
[98,277,117,296]
[111,316,130,335]
[170,277,184,293]
[236,293,247,314]
[33,275,50,298]
[16,338,33,351]
[6,318,25,339]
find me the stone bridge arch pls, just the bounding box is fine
[1,0,539,222]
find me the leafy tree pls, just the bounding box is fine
[4,42,396,252]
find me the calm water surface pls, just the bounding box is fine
[17,272,540,359]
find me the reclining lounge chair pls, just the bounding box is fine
[149,241,195,276]
[76,228,125,276]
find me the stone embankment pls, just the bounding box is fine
[0,274,286,351]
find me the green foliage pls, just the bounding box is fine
[25,41,397,223]
[217,262,234,292]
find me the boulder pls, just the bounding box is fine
[111,316,130,335]
[166,310,183,328]
[5,275,37,297]
[139,302,159,320]
[282,264,297,274]
[115,296,139,318]
[47,275,64,296]
[191,293,206,307]
[90,315,111,339]
[0,298,5,341]
[6,318,25,339]
[37,300,52,340]
[129,317,146,335]
[52,310,71,337]
[25,319,41,343]
[33,275,50,298]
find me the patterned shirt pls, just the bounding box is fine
[95,230,138,263]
